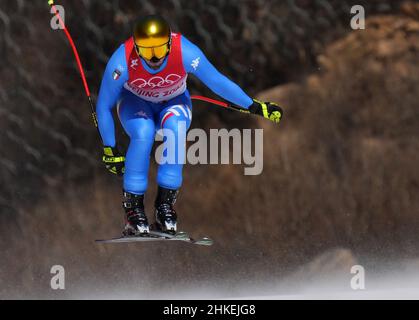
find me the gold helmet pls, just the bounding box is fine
[133,15,171,60]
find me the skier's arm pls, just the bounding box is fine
[181,36,283,124]
[181,36,253,109]
[96,44,128,147]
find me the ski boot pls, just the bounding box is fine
[122,191,149,236]
[154,186,179,234]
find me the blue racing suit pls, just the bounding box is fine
[96,35,253,194]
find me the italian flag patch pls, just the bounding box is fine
[112,69,121,80]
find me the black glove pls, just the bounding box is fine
[249,99,283,124]
[102,146,125,176]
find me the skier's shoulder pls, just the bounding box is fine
[105,43,128,76]
[109,42,128,64]
[180,35,205,73]
[180,34,203,56]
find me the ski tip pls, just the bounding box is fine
[194,237,214,246]
[174,232,190,240]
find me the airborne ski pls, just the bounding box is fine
[95,230,213,246]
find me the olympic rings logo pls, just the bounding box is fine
[130,74,183,89]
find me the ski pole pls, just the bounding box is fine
[191,95,250,113]
[47,0,100,139]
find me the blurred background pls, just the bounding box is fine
[0,0,418,299]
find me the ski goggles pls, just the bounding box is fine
[135,41,170,60]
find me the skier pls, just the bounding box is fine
[96,15,282,236]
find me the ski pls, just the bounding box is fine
[150,230,213,246]
[95,230,213,246]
